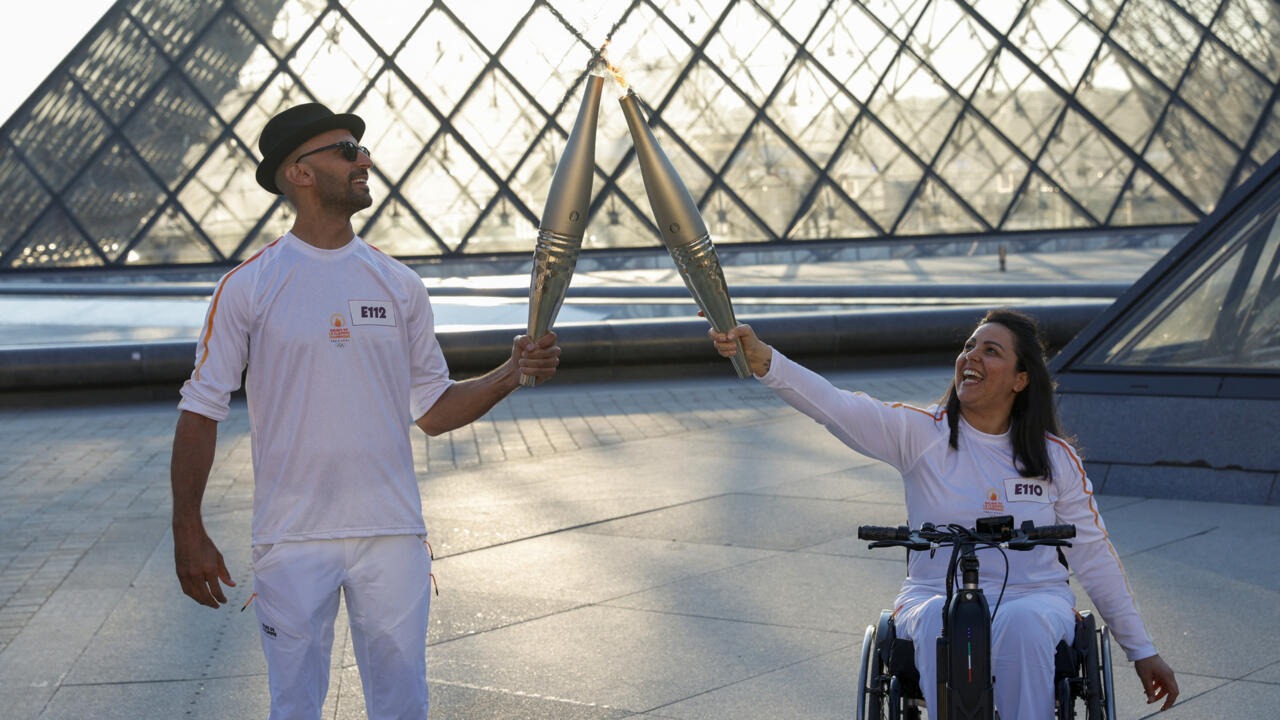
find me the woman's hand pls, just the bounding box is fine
[1134,654,1179,711]
[707,323,773,378]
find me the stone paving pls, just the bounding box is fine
[2,363,1278,718]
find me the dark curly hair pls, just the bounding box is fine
[939,308,1066,481]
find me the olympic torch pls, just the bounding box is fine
[522,72,605,386]
[618,89,751,378]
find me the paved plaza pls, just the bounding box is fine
[1,362,1278,718]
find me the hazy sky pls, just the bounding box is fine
[2,1,112,121]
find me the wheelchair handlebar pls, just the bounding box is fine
[857,517,1075,550]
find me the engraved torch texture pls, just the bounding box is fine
[618,90,750,378]
[523,74,605,386]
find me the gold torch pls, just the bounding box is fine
[618,88,751,378]
[522,70,605,386]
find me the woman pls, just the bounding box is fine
[709,308,1178,718]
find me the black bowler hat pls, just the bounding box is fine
[255,102,366,194]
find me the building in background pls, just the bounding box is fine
[1,0,1278,271]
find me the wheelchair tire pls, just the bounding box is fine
[1056,675,1074,719]
[857,622,886,720]
[1100,625,1116,720]
[1082,614,1103,719]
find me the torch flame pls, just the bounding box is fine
[594,40,630,95]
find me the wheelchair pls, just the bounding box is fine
[856,607,1115,719]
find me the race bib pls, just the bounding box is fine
[1004,476,1051,504]
[349,300,396,327]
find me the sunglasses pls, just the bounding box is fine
[295,140,371,163]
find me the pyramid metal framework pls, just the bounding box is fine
[2,0,1279,271]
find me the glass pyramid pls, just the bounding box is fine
[1050,145,1280,503]
[2,0,1279,271]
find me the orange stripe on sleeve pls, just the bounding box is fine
[191,237,281,381]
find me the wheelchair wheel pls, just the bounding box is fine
[1056,676,1074,719]
[856,621,887,720]
[1099,625,1116,720]
[1079,612,1103,720]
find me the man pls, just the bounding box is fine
[170,102,560,719]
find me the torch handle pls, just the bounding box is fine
[666,234,750,379]
[729,340,752,378]
[524,227,582,387]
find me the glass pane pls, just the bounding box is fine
[704,188,770,244]
[10,79,111,190]
[908,0,999,98]
[862,0,931,40]
[361,196,440,257]
[1040,109,1130,223]
[231,69,304,160]
[1113,169,1199,225]
[1181,39,1268,148]
[791,182,878,240]
[973,48,1065,153]
[501,5,599,111]
[447,0,527,55]
[1250,100,1280,167]
[178,138,275,259]
[895,176,985,235]
[8,208,102,269]
[1086,192,1280,369]
[662,60,754,179]
[1003,171,1093,230]
[467,197,538,254]
[1146,102,1236,213]
[401,134,497,252]
[236,0,327,56]
[127,203,219,264]
[288,11,383,111]
[1109,0,1202,88]
[721,123,817,237]
[344,0,424,54]
[583,191,661,250]
[352,70,440,187]
[64,143,166,262]
[811,3,899,104]
[398,8,490,117]
[933,112,1029,227]
[0,146,53,253]
[72,13,167,125]
[1216,0,1280,82]
[454,71,545,179]
[125,75,222,186]
[828,116,924,232]
[181,13,263,120]
[127,0,220,60]
[868,52,963,163]
[1077,43,1167,151]
[1013,0,1101,91]
[769,57,857,163]
[705,1,794,100]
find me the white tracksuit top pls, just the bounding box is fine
[761,350,1158,661]
[178,233,453,546]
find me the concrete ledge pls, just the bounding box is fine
[0,302,1108,392]
[1087,461,1279,505]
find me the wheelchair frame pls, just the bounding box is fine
[857,607,1115,719]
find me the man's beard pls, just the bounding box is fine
[316,170,373,215]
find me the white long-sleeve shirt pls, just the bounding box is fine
[178,233,454,545]
[760,351,1157,661]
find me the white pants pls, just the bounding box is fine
[251,535,432,720]
[894,592,1075,720]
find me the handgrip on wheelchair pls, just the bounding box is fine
[1023,523,1076,541]
[858,525,911,542]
